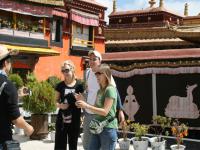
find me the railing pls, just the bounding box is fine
[72,37,94,48]
[108,21,183,29]
[0,28,44,40]
[108,22,166,29]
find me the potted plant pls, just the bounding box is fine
[131,123,149,150]
[22,73,56,139]
[8,73,24,89]
[48,123,56,142]
[46,76,61,89]
[118,120,132,150]
[149,115,171,150]
[170,119,188,150]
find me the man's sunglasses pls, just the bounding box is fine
[89,57,99,61]
[61,69,71,73]
[95,72,103,76]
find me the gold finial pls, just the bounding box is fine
[159,0,164,7]
[184,3,188,16]
[149,0,156,8]
[113,0,117,12]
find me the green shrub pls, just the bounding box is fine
[131,123,149,141]
[47,76,61,89]
[8,73,23,89]
[22,73,56,114]
[26,72,37,83]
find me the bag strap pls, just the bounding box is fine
[85,69,90,81]
[102,86,116,123]
[107,116,115,123]
[0,81,7,95]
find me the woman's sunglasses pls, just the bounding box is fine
[61,68,71,73]
[95,72,103,76]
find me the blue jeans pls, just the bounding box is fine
[89,128,117,150]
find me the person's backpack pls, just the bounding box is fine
[0,82,6,95]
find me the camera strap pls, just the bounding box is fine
[0,82,7,95]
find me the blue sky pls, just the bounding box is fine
[96,0,200,23]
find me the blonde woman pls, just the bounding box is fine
[54,60,84,150]
[75,64,118,150]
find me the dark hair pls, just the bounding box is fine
[0,55,11,69]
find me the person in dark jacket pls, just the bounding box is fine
[0,45,34,149]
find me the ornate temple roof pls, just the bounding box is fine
[106,38,184,44]
[109,0,182,18]
[105,38,195,49]
[173,25,200,44]
[0,0,53,17]
[108,0,183,30]
[184,16,200,19]
[109,6,182,17]
[105,0,200,50]
[102,48,200,62]
[25,0,106,8]
[105,27,177,41]
[103,0,200,67]
[79,0,106,8]
[25,0,64,6]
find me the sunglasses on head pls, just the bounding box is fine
[95,72,103,76]
[61,68,71,73]
[89,57,99,62]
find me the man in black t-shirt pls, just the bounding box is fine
[0,45,34,148]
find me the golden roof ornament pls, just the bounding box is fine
[149,0,156,8]
[184,3,188,16]
[159,0,164,7]
[113,0,117,12]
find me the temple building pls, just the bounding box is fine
[0,0,106,80]
[103,0,200,131]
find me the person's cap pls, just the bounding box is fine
[0,45,18,61]
[88,50,102,61]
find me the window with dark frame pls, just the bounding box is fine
[51,19,61,42]
[72,22,93,48]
